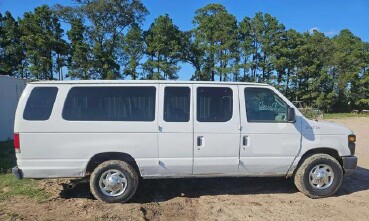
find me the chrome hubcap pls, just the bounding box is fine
[309,164,334,189]
[99,169,127,197]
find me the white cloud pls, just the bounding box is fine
[324,31,337,37]
[309,27,320,34]
[308,27,337,37]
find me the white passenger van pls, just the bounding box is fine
[12,80,357,203]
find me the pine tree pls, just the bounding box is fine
[56,0,148,79]
[143,14,182,80]
[20,5,68,80]
[67,18,91,79]
[193,4,238,81]
[0,11,24,77]
[121,23,144,80]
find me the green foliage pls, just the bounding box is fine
[57,0,148,79]
[19,5,68,80]
[67,18,90,79]
[295,31,334,111]
[0,141,16,173]
[121,23,144,80]
[0,12,25,77]
[330,29,364,112]
[143,14,182,80]
[193,4,239,81]
[298,108,323,120]
[0,2,369,112]
[273,29,302,95]
[180,31,204,80]
[323,113,369,119]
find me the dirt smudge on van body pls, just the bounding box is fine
[1,117,369,220]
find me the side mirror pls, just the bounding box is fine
[287,107,296,122]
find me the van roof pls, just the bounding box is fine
[29,80,269,86]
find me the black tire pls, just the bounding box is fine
[294,153,343,198]
[90,160,139,203]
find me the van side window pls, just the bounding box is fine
[62,87,156,121]
[164,87,190,122]
[23,87,58,121]
[197,87,233,122]
[245,88,288,122]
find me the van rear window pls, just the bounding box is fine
[23,87,58,121]
[62,87,156,121]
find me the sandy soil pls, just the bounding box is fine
[1,118,369,221]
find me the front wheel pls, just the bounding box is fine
[90,160,139,203]
[294,153,343,198]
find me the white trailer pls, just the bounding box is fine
[0,76,26,141]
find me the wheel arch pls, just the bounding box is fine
[85,152,141,177]
[293,147,342,175]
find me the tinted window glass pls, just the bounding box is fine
[245,88,288,122]
[197,87,233,122]
[164,87,190,122]
[23,87,58,121]
[63,87,156,121]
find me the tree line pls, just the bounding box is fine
[0,0,368,112]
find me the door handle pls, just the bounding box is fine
[243,136,248,146]
[197,136,205,148]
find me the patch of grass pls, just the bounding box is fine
[0,142,49,202]
[0,173,49,202]
[0,141,16,173]
[323,113,369,119]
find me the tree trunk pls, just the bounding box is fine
[243,55,247,81]
[285,69,291,97]
[211,52,215,81]
[49,50,53,80]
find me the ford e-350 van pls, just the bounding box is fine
[12,80,357,203]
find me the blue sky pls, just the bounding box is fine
[1,0,368,79]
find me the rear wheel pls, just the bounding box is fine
[90,160,139,203]
[294,153,343,198]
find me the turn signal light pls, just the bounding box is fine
[348,135,356,143]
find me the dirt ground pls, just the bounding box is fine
[1,118,369,221]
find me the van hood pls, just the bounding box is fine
[302,119,354,135]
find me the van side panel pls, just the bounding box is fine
[18,133,158,178]
[15,84,159,178]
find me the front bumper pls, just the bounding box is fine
[12,166,23,180]
[342,156,358,175]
